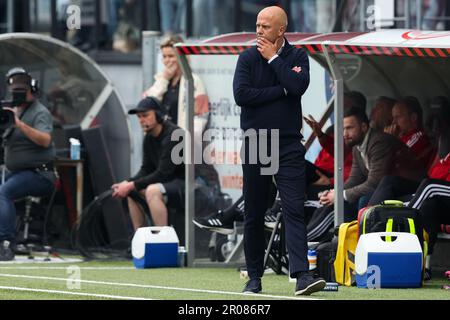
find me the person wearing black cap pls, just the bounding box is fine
[0,67,56,261]
[112,97,185,232]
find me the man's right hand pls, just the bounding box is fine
[384,123,400,136]
[112,181,135,199]
[304,114,324,138]
[319,189,334,206]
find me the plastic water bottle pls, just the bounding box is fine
[308,249,317,271]
[178,246,187,267]
[70,138,81,160]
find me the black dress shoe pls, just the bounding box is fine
[243,278,262,293]
[295,274,326,296]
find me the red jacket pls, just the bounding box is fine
[314,134,353,184]
[428,153,450,182]
[400,129,436,170]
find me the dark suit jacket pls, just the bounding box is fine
[344,129,426,203]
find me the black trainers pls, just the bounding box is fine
[0,240,15,262]
[295,273,326,296]
[193,210,236,235]
[243,278,262,294]
[264,200,282,229]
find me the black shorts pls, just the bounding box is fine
[160,178,185,209]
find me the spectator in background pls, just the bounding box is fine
[159,0,186,35]
[316,0,336,33]
[68,0,110,51]
[396,0,446,30]
[0,1,6,32]
[112,0,142,53]
[291,0,316,33]
[54,0,71,41]
[422,0,446,30]
[369,96,396,131]
[341,0,361,31]
[384,96,436,170]
[107,0,123,46]
[240,0,279,32]
[193,0,234,37]
[142,34,209,132]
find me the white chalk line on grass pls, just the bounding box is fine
[0,273,319,300]
[0,285,152,300]
[0,266,135,270]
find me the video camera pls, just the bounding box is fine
[0,89,27,130]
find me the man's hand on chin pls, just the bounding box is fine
[257,37,280,60]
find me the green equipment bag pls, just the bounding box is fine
[358,200,428,256]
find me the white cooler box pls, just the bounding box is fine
[132,227,179,269]
[355,232,423,288]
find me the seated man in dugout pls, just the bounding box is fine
[368,96,450,206]
[384,96,436,170]
[318,106,424,221]
[369,96,396,131]
[111,97,185,236]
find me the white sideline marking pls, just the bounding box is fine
[0,273,319,300]
[0,256,83,264]
[0,267,134,270]
[0,285,152,300]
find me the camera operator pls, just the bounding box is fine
[0,68,56,261]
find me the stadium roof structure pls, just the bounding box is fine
[178,30,450,56]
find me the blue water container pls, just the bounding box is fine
[132,227,179,269]
[355,232,423,288]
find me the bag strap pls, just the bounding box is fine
[385,217,416,240]
[407,218,416,235]
[380,200,404,207]
[385,218,394,242]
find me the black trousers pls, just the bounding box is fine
[242,137,308,279]
[408,179,450,254]
[368,175,420,206]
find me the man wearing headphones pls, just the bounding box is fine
[0,67,56,261]
[112,97,185,232]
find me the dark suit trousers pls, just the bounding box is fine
[242,138,308,279]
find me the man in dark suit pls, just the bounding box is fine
[233,6,326,296]
[319,107,424,220]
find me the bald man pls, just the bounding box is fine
[233,6,326,295]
